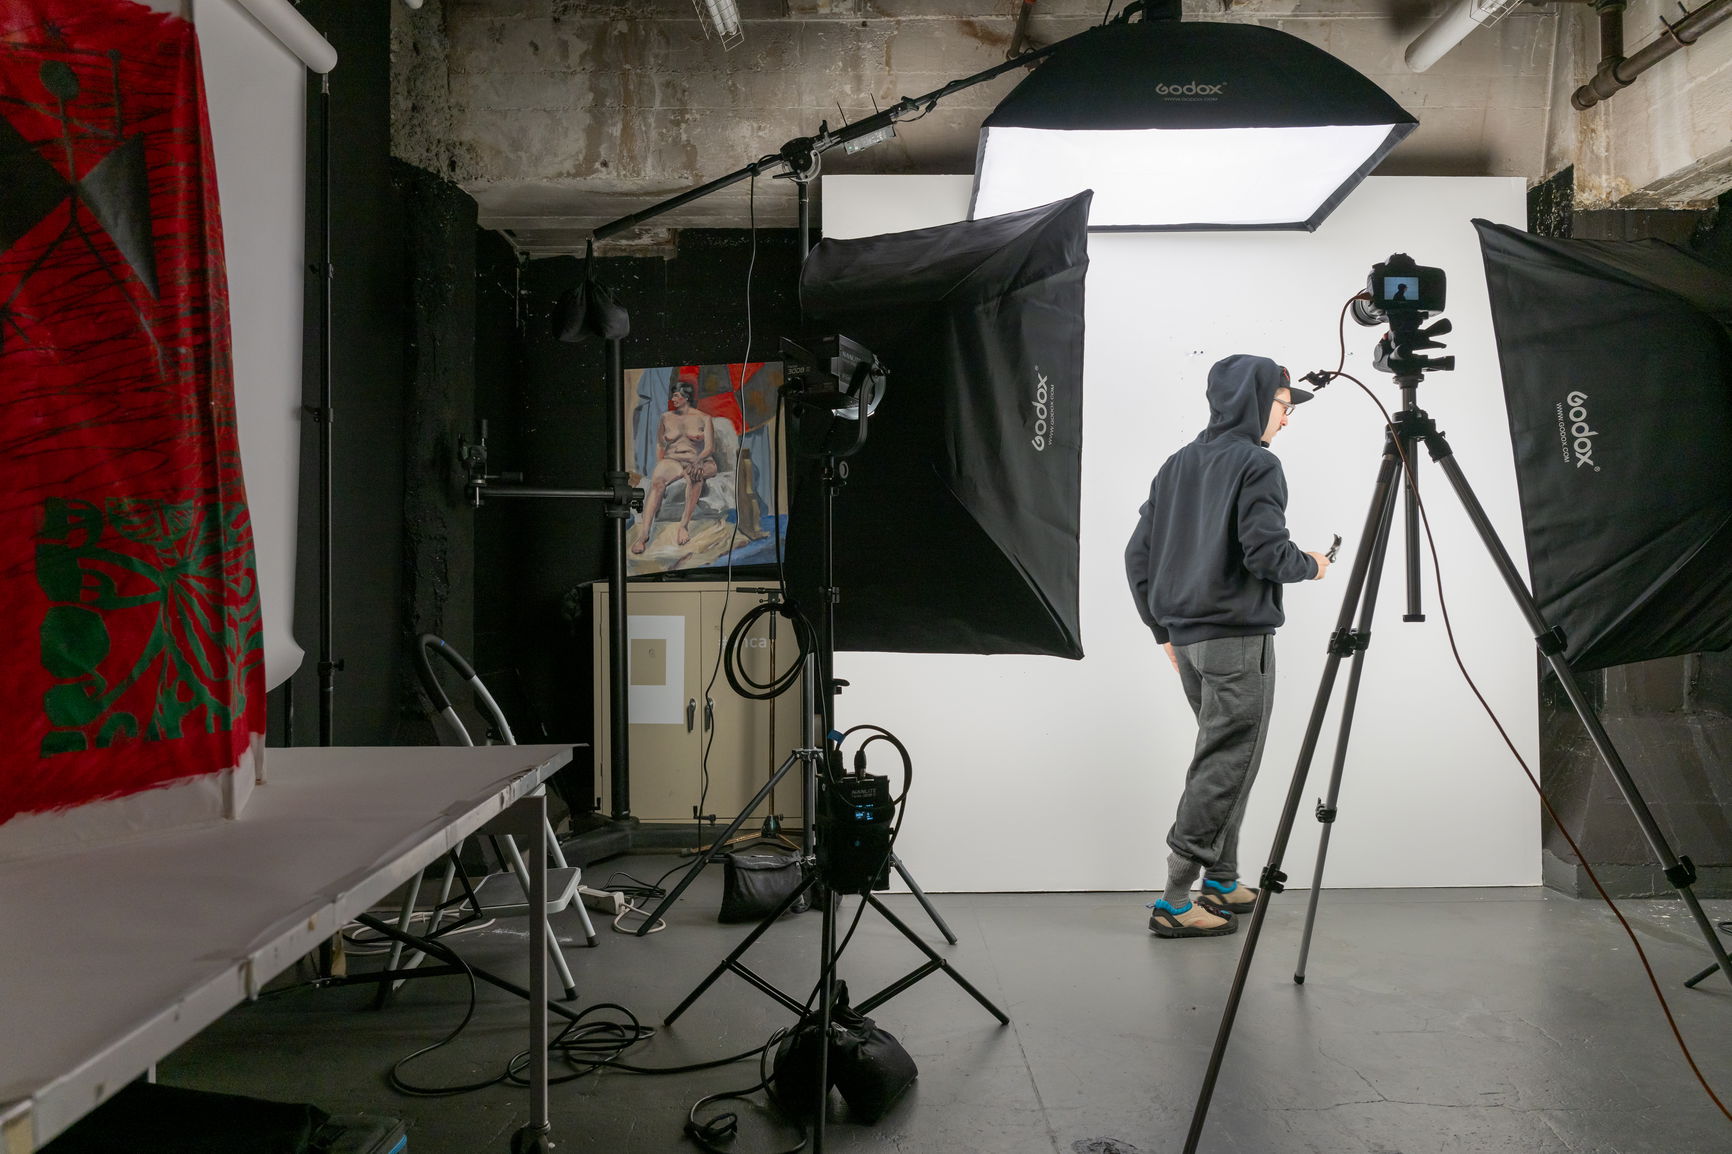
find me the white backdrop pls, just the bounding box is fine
[821,174,1539,893]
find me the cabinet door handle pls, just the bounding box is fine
[704,697,714,732]
[686,697,697,732]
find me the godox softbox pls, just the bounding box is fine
[786,192,1091,658]
[1475,219,1732,671]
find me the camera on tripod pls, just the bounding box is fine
[1350,253,1455,378]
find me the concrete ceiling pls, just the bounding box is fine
[392,1,1572,255]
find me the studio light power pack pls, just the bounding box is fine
[817,769,894,895]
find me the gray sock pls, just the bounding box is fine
[1163,852,1200,907]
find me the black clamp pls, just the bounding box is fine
[777,130,822,182]
[1666,856,1698,889]
[1535,626,1568,657]
[1328,628,1367,657]
[1315,800,1337,824]
[604,470,644,519]
[1259,866,1288,894]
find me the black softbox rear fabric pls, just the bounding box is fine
[788,193,1090,657]
[1475,219,1732,671]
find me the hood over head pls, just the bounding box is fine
[1202,354,1292,444]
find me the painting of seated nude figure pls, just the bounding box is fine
[624,361,786,577]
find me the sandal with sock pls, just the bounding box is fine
[1197,878,1258,915]
[1147,898,1237,938]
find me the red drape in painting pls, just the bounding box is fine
[670,362,764,434]
[0,1,264,823]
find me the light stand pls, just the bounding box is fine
[661,393,1008,1150]
[640,343,958,945]
[1181,354,1732,1154]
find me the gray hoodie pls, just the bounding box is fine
[1124,354,1317,646]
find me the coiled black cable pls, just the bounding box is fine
[723,599,817,700]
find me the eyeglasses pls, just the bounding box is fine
[1277,401,1295,416]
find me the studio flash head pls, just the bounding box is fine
[781,334,888,459]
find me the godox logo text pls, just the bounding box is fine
[1031,369,1050,452]
[1565,389,1600,470]
[1157,82,1225,96]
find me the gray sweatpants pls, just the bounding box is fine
[1167,634,1275,884]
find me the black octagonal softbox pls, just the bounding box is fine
[1475,219,1732,671]
[787,192,1091,658]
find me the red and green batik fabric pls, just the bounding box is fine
[0,0,264,824]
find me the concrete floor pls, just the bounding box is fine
[151,855,1732,1154]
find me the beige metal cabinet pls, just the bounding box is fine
[593,582,805,827]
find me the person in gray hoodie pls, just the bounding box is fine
[1125,354,1331,938]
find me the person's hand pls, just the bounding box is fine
[1162,641,1179,671]
[1306,551,1331,580]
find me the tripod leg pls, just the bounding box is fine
[1183,444,1406,1154]
[815,880,835,1154]
[1686,957,1726,989]
[664,872,817,1025]
[636,749,811,935]
[856,893,1010,1024]
[1427,445,1732,990]
[1296,467,1401,984]
[889,854,958,944]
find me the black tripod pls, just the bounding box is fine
[1182,373,1732,1154]
[663,390,1008,1152]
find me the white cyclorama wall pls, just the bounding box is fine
[821,174,1537,894]
[142,0,309,690]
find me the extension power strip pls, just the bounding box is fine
[578,885,627,916]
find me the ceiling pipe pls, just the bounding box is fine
[1008,0,1041,59]
[1574,0,1732,108]
[1405,0,1525,73]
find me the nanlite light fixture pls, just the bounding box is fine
[972,18,1417,231]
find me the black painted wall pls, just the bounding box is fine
[473,232,806,809]
[267,0,804,773]
[275,2,478,749]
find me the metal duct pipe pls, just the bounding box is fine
[1008,0,1039,59]
[1406,0,1525,73]
[1573,0,1732,109]
[1598,0,1627,63]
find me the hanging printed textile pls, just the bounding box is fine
[0,0,265,826]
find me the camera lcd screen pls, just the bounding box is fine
[1382,276,1420,304]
